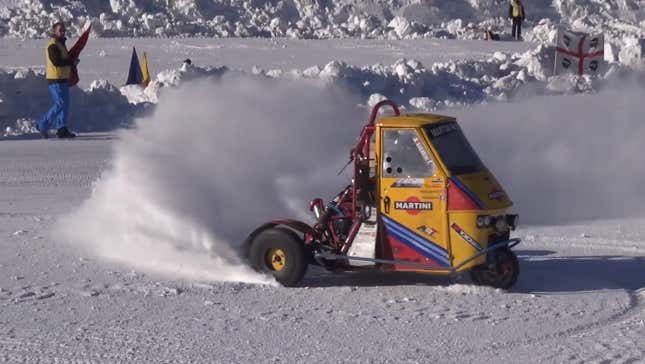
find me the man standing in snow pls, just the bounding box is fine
[509,0,525,41]
[36,22,77,139]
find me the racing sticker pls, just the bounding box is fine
[488,188,506,201]
[395,196,432,215]
[391,178,424,188]
[412,136,433,166]
[451,223,483,251]
[417,225,438,238]
[427,123,459,138]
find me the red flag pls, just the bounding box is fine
[68,25,91,87]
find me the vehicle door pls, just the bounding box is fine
[378,128,451,269]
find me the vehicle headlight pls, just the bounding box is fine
[506,214,519,230]
[494,218,508,232]
[477,215,492,228]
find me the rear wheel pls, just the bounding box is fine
[470,249,519,290]
[249,228,308,287]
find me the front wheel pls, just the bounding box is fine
[248,228,308,287]
[470,249,519,290]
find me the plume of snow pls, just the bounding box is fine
[58,74,362,283]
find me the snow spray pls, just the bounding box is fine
[454,83,645,225]
[59,75,361,284]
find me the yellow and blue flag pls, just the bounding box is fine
[125,47,151,87]
[140,51,150,87]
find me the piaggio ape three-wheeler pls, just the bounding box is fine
[245,100,521,289]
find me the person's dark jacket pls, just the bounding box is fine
[48,39,73,68]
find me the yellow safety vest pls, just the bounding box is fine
[45,38,71,80]
[511,1,523,18]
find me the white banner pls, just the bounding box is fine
[555,29,604,75]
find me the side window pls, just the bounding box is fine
[383,129,435,178]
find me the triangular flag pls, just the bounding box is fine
[140,51,151,87]
[125,47,143,85]
[68,24,91,87]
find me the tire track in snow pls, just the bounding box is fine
[475,267,645,361]
[0,328,187,363]
[519,288,645,363]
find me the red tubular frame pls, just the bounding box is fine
[342,100,400,252]
[254,101,400,255]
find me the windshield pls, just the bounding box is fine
[423,122,484,175]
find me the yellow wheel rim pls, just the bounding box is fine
[266,248,286,272]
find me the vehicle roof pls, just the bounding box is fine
[376,113,456,128]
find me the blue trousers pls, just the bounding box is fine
[38,82,69,131]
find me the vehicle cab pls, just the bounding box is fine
[373,113,519,276]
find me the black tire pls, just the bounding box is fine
[248,228,308,287]
[470,249,519,290]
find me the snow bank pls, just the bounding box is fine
[0,68,148,136]
[1,0,642,47]
[124,50,533,112]
[131,44,645,112]
[58,75,364,284]
[120,62,229,104]
[4,43,643,137]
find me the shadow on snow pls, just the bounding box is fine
[300,249,645,294]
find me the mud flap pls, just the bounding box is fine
[347,207,377,266]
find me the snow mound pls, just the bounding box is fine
[4,44,643,137]
[120,62,229,104]
[130,45,644,113]
[0,0,642,46]
[1,68,148,136]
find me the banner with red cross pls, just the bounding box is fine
[555,29,604,76]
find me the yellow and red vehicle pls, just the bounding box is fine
[245,100,520,289]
